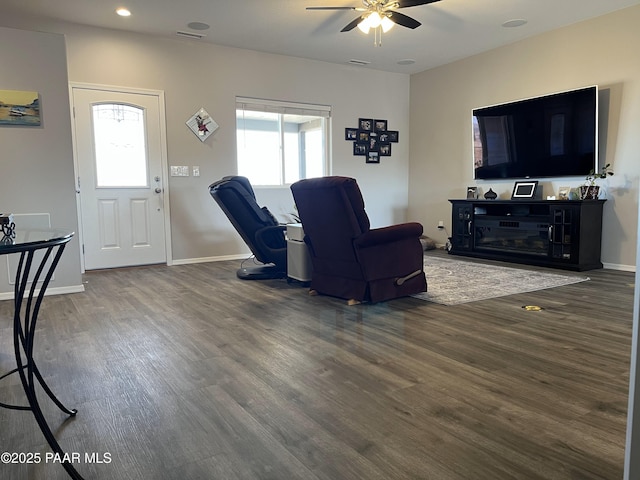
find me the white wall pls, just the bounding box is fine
[0,27,83,296]
[409,5,640,270]
[0,15,411,264]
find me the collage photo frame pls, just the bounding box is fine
[345,117,399,164]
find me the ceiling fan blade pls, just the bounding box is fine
[306,6,358,10]
[341,16,365,32]
[388,11,421,29]
[396,0,441,8]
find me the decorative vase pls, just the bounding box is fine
[580,185,600,200]
[484,188,497,200]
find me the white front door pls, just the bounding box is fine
[72,86,169,270]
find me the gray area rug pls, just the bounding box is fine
[412,255,590,305]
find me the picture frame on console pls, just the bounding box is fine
[558,186,570,200]
[511,181,538,199]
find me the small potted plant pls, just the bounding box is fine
[580,163,613,200]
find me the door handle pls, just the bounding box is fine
[154,187,162,194]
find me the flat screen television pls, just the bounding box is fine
[472,86,597,180]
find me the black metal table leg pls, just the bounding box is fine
[1,232,85,480]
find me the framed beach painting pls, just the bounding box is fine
[0,89,41,126]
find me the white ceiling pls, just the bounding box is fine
[2,0,639,74]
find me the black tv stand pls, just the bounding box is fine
[448,199,605,271]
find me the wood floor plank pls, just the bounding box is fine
[0,252,634,479]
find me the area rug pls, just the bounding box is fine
[411,256,589,305]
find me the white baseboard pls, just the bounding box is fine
[171,254,249,266]
[0,284,85,301]
[603,262,636,272]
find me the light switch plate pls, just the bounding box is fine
[170,166,189,177]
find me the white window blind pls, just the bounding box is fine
[236,97,331,118]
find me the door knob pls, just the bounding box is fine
[154,187,162,194]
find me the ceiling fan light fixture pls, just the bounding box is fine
[380,16,395,33]
[357,14,372,33]
[368,11,382,28]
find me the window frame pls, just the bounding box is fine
[236,97,331,187]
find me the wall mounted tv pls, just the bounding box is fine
[472,86,597,180]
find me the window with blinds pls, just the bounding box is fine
[236,97,331,186]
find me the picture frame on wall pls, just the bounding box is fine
[374,119,387,132]
[345,127,358,141]
[511,181,538,199]
[346,118,400,163]
[366,151,380,164]
[0,89,41,126]
[369,135,379,152]
[186,107,218,142]
[353,143,368,156]
[359,118,373,131]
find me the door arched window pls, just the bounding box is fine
[92,103,148,187]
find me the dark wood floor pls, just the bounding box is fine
[0,252,634,479]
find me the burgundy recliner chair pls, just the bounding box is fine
[290,176,427,303]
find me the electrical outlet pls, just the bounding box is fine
[192,166,200,177]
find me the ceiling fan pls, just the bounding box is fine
[306,0,441,35]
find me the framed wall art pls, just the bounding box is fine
[345,117,400,163]
[345,127,358,140]
[353,143,368,156]
[358,118,373,131]
[366,151,380,164]
[0,89,40,126]
[186,107,218,142]
[374,119,387,132]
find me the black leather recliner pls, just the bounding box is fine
[209,176,287,279]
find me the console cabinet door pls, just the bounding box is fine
[451,203,473,251]
[550,207,577,262]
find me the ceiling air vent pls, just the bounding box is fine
[176,31,206,40]
[348,59,371,66]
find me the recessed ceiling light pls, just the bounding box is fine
[116,7,131,17]
[397,59,416,65]
[187,22,210,31]
[502,19,527,28]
